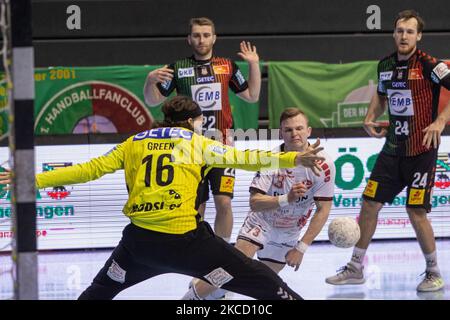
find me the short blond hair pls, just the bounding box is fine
[189,17,215,34]
[279,108,308,126]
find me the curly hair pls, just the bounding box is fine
[153,96,201,131]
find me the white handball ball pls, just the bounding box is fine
[328,217,360,248]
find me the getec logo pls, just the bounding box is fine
[391,82,406,88]
[197,76,215,83]
[387,89,414,116]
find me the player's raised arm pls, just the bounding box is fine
[236,41,261,103]
[200,135,324,173]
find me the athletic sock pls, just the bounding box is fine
[424,251,440,275]
[349,247,366,270]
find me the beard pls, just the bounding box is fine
[192,45,213,58]
[397,44,416,56]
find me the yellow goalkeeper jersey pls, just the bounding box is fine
[36,127,297,234]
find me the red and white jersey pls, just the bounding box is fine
[249,143,335,230]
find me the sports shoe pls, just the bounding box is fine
[204,288,227,300]
[416,271,445,292]
[325,263,365,285]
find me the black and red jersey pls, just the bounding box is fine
[377,49,450,156]
[157,56,248,145]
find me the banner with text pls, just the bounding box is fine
[268,60,450,128]
[1,136,450,251]
[0,62,259,138]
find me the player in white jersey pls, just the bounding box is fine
[182,108,335,300]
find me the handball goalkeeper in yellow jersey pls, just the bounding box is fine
[0,96,324,300]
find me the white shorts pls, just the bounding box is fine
[237,212,301,264]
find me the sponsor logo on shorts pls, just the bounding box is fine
[408,68,423,80]
[107,260,126,284]
[219,176,235,193]
[408,188,425,205]
[213,65,230,75]
[204,267,234,287]
[363,179,378,198]
[178,67,194,78]
[433,62,450,80]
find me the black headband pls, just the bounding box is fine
[169,105,203,122]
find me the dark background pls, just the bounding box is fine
[29,0,450,129]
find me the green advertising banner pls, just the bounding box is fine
[0,62,259,137]
[34,66,157,135]
[268,60,384,128]
[230,62,260,129]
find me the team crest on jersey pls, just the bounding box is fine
[195,65,213,77]
[200,66,209,76]
[273,175,286,189]
[395,66,407,80]
[195,65,215,83]
[273,171,295,189]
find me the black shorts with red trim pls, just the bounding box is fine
[362,150,437,213]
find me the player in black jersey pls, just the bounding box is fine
[326,10,450,292]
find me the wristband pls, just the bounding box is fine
[278,194,289,208]
[295,241,309,254]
